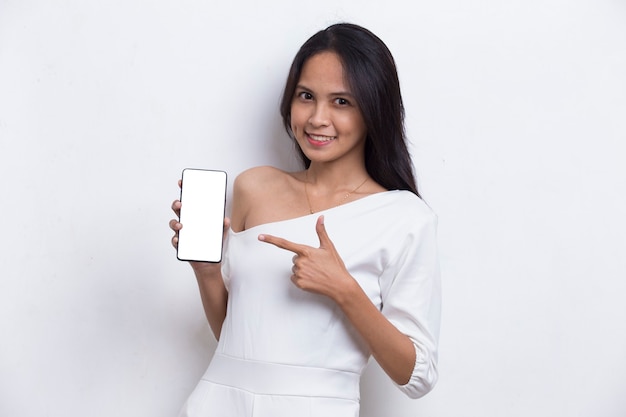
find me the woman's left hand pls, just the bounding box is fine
[258,215,355,301]
[261,215,419,387]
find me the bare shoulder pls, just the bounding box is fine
[231,166,300,231]
[233,166,294,195]
[235,165,288,184]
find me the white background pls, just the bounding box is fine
[1,1,625,416]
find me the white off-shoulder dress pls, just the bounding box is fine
[178,190,441,417]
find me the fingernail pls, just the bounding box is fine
[258,234,265,241]
[319,215,325,225]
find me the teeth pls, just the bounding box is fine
[309,134,336,142]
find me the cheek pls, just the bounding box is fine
[290,115,300,135]
[290,106,306,133]
[338,113,366,135]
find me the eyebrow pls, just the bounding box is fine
[295,83,355,98]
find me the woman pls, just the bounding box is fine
[170,23,441,417]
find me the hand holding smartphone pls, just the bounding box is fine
[176,169,227,263]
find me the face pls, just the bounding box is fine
[290,51,368,166]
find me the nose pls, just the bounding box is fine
[308,102,330,127]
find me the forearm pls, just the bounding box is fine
[335,279,415,385]
[194,268,228,340]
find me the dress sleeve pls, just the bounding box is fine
[379,211,441,399]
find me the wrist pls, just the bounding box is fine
[332,274,362,307]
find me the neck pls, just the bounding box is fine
[304,163,369,191]
[304,167,369,214]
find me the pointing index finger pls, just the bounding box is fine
[259,234,308,255]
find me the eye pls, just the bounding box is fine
[335,97,350,106]
[297,91,313,100]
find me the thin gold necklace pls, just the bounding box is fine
[304,170,369,214]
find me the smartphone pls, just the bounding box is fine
[177,168,227,263]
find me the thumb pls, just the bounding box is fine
[315,215,334,249]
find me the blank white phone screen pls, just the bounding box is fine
[177,169,227,263]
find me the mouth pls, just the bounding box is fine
[306,133,336,146]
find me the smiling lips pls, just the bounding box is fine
[307,133,336,146]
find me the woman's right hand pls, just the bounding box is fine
[170,180,230,338]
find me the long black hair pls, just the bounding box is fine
[280,23,420,197]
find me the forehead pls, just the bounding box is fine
[298,51,348,90]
